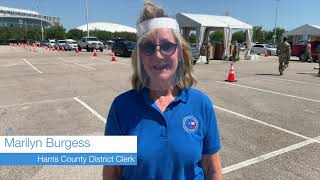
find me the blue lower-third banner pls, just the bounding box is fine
[0,153,137,165]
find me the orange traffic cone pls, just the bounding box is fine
[111,51,116,61]
[264,51,269,57]
[93,48,97,56]
[75,48,79,53]
[225,62,237,82]
[61,47,65,51]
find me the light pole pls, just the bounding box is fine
[273,0,280,45]
[40,17,44,40]
[85,0,89,37]
[36,2,44,40]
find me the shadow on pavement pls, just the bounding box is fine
[297,72,320,77]
[256,73,281,76]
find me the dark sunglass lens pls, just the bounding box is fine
[141,42,156,56]
[161,43,177,55]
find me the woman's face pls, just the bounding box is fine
[140,28,180,89]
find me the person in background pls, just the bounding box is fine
[305,42,312,63]
[316,44,320,76]
[200,43,207,63]
[278,36,291,75]
[231,41,239,61]
[206,42,212,64]
[103,1,222,179]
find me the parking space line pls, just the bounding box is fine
[268,77,320,86]
[0,63,25,67]
[0,97,74,108]
[73,97,106,123]
[216,81,320,103]
[60,58,96,70]
[222,136,320,174]
[214,105,319,142]
[22,58,43,74]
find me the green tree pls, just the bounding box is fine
[188,33,196,43]
[209,31,223,42]
[27,28,41,40]
[45,26,66,39]
[232,30,246,43]
[112,31,136,41]
[253,26,265,43]
[66,29,84,40]
[274,27,286,44]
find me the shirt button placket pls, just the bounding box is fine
[160,111,168,138]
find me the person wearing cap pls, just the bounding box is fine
[103,1,222,180]
[278,36,291,75]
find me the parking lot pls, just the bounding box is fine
[0,45,319,180]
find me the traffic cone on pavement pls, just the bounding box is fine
[225,62,237,82]
[111,51,116,61]
[93,48,97,56]
[75,48,79,53]
[264,51,269,57]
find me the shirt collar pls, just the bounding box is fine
[140,87,188,105]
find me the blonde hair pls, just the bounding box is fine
[131,0,197,90]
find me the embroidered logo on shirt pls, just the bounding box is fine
[182,115,199,133]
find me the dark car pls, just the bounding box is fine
[190,44,199,65]
[112,41,136,57]
[40,40,49,47]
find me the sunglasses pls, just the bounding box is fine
[140,41,178,56]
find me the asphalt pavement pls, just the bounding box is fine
[0,45,319,180]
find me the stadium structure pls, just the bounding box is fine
[0,6,60,28]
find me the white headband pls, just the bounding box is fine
[137,17,180,36]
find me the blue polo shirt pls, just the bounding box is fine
[105,88,221,180]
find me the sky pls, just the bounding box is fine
[0,0,319,31]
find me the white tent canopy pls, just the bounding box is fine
[284,24,320,36]
[284,24,320,42]
[176,13,253,58]
[77,22,136,33]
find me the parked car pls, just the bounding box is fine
[251,44,277,56]
[103,40,114,50]
[40,40,49,47]
[112,40,136,57]
[291,41,320,62]
[34,41,41,47]
[54,40,66,50]
[48,39,56,48]
[78,37,104,52]
[190,44,199,64]
[63,39,78,51]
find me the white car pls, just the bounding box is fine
[48,39,55,48]
[64,39,78,51]
[251,44,277,56]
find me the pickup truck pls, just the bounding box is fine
[291,41,320,62]
[78,37,104,52]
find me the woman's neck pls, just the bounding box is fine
[149,86,178,100]
[149,86,179,112]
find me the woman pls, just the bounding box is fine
[103,1,222,179]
